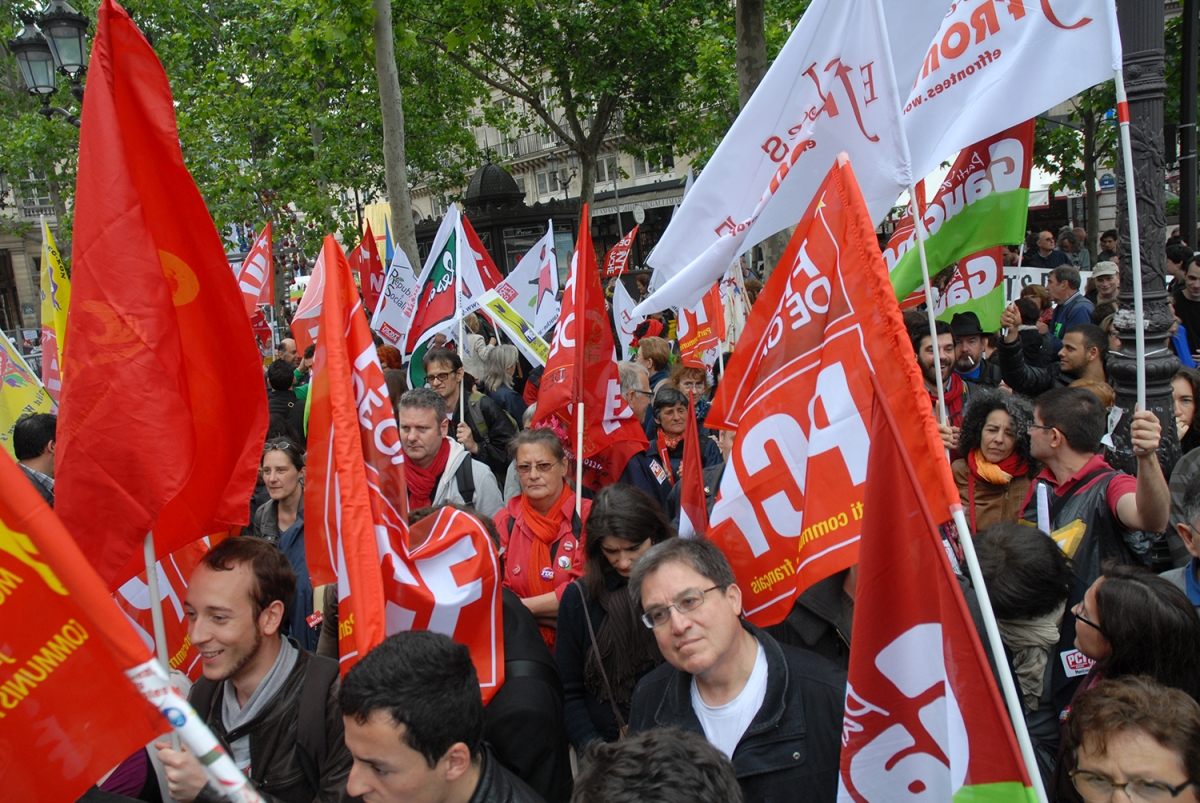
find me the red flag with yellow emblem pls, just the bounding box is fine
[56,0,268,589]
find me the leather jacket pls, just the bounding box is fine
[467,746,548,803]
[190,645,355,803]
[629,622,846,803]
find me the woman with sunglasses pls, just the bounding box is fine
[1052,564,1200,801]
[249,437,319,651]
[494,428,591,651]
[556,484,674,752]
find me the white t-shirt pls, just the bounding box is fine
[691,639,769,759]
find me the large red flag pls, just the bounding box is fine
[305,236,401,673]
[462,215,505,292]
[57,0,269,589]
[235,221,273,316]
[677,391,710,539]
[0,451,167,802]
[536,206,647,485]
[349,221,385,315]
[705,157,958,626]
[676,283,724,371]
[602,225,639,278]
[838,381,1034,803]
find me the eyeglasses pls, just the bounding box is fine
[426,371,456,386]
[628,389,652,398]
[1028,424,1057,433]
[516,461,561,476]
[263,440,295,451]
[641,586,722,629]
[1070,771,1195,803]
[1074,603,1107,639]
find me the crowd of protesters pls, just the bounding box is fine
[30,228,1200,803]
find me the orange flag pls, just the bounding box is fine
[677,390,710,539]
[0,450,168,801]
[305,235,402,673]
[56,0,268,589]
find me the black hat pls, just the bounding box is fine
[950,311,986,338]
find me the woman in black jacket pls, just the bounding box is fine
[555,484,675,752]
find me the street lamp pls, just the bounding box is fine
[548,152,578,203]
[6,0,90,127]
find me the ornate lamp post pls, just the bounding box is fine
[548,152,578,203]
[6,0,90,127]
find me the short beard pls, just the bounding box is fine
[219,624,265,684]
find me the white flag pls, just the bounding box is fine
[370,245,419,347]
[481,223,560,336]
[637,0,947,314]
[903,0,1122,182]
[611,279,644,362]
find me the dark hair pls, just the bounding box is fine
[958,390,1036,470]
[910,319,952,355]
[1063,323,1109,365]
[422,347,462,373]
[1090,302,1117,326]
[653,387,688,417]
[584,485,676,600]
[1051,265,1082,290]
[384,369,408,414]
[1094,564,1200,701]
[303,344,315,359]
[1064,676,1200,783]
[201,537,296,622]
[339,631,484,767]
[266,359,295,391]
[261,436,304,471]
[1014,297,1040,325]
[13,413,56,461]
[1058,231,1079,250]
[1101,229,1118,241]
[1168,243,1194,266]
[975,522,1073,619]
[1034,387,1105,453]
[629,538,735,610]
[399,387,448,421]
[572,727,744,803]
[508,426,566,462]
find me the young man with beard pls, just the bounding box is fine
[996,312,1109,397]
[157,537,353,803]
[914,320,976,456]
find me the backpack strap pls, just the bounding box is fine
[467,392,489,438]
[295,655,339,794]
[455,457,476,507]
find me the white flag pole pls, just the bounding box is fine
[457,232,467,419]
[872,1,1046,798]
[143,531,181,751]
[1114,69,1147,410]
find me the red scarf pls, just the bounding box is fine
[407,439,451,510]
[657,433,685,485]
[927,372,968,427]
[965,449,1028,532]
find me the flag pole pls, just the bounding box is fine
[950,509,1049,803]
[143,531,181,751]
[1114,68,1147,409]
[457,232,467,419]
[575,402,584,520]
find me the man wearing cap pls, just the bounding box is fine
[950,311,1002,388]
[1085,262,1120,306]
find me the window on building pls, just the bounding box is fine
[536,170,561,196]
[633,153,674,177]
[20,169,53,216]
[597,155,619,184]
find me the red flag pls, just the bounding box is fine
[677,391,710,539]
[113,534,226,681]
[537,206,648,484]
[677,283,724,370]
[706,157,958,626]
[305,235,404,674]
[602,225,639,278]
[838,380,1033,803]
[235,221,273,316]
[0,450,168,801]
[462,215,504,291]
[291,249,325,357]
[57,0,269,589]
[394,507,506,704]
[349,221,386,315]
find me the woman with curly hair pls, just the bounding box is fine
[952,390,1039,533]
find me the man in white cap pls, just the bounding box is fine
[1085,262,1120,306]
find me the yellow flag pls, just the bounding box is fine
[0,333,55,458]
[40,218,70,401]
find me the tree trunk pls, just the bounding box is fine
[578,149,598,215]
[372,0,420,269]
[736,0,767,110]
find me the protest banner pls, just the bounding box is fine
[371,243,420,345]
[602,225,639,278]
[477,289,551,367]
[0,334,54,459]
[39,218,70,404]
[349,221,386,315]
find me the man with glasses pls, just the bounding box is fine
[1022,387,1170,712]
[1022,230,1071,270]
[627,538,845,803]
[422,348,517,482]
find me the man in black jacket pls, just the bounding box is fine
[423,348,516,482]
[340,631,546,803]
[997,305,1108,397]
[157,537,352,803]
[267,359,307,444]
[627,538,845,803]
[950,311,1003,388]
[13,412,56,507]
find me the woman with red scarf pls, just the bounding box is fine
[952,391,1039,533]
[646,387,722,485]
[495,428,591,651]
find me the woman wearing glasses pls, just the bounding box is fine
[249,437,319,651]
[1063,676,1199,803]
[495,428,591,651]
[1053,565,1200,801]
[556,484,673,752]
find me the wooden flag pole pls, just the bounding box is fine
[143,531,181,750]
[575,402,585,520]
